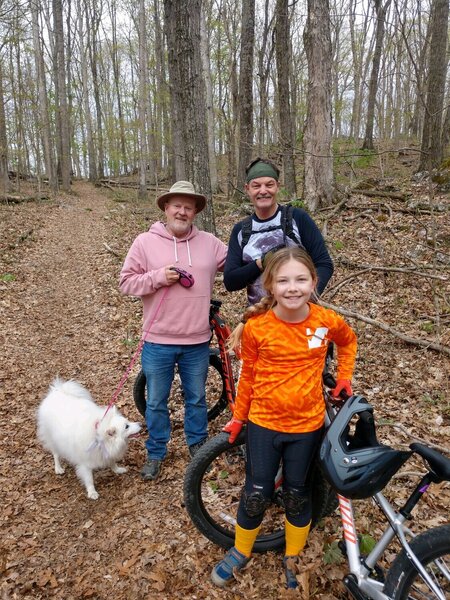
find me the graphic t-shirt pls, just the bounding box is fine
[233,304,357,433]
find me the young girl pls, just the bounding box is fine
[211,247,357,589]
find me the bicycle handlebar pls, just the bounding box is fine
[323,371,350,403]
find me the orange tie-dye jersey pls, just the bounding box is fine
[233,304,357,433]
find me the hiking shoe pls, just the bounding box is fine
[188,438,207,458]
[211,547,249,587]
[283,556,298,589]
[141,459,162,481]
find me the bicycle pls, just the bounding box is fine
[320,393,450,599]
[182,368,339,553]
[184,379,450,598]
[133,299,238,422]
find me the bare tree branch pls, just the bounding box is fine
[321,300,450,357]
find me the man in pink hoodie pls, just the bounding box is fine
[120,181,227,481]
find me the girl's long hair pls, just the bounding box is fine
[227,247,318,351]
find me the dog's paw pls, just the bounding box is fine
[55,465,65,475]
[87,489,99,500]
[112,465,127,475]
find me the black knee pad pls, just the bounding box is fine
[243,490,270,518]
[282,488,308,517]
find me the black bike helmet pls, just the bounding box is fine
[319,395,412,499]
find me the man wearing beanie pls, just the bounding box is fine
[120,181,227,481]
[224,158,333,304]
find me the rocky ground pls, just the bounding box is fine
[0,176,449,599]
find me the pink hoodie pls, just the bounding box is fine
[119,222,227,344]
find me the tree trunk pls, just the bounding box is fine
[0,59,9,193]
[79,0,97,182]
[362,0,392,150]
[164,0,185,180]
[256,0,273,154]
[418,0,449,171]
[235,0,255,197]
[138,0,148,199]
[303,0,333,211]
[200,6,219,193]
[87,3,105,179]
[164,0,215,233]
[52,0,71,191]
[153,0,170,177]
[442,101,450,153]
[109,0,128,175]
[275,0,296,198]
[30,0,56,189]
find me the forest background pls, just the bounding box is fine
[0,0,449,224]
[0,0,450,598]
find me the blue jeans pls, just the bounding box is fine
[141,341,209,460]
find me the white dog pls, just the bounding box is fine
[37,378,141,500]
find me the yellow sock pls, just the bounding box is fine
[284,518,311,556]
[235,523,261,557]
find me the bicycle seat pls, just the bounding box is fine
[410,443,450,481]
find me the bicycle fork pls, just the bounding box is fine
[338,492,447,600]
[338,494,389,600]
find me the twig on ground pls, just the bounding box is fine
[0,194,49,204]
[320,300,450,357]
[377,421,450,455]
[103,242,122,260]
[335,257,449,278]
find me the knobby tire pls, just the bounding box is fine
[133,353,227,422]
[383,524,450,599]
[183,431,334,553]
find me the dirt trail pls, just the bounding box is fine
[3,182,115,383]
[1,180,449,599]
[0,182,282,600]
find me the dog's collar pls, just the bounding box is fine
[86,423,110,459]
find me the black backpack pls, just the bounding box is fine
[240,204,301,249]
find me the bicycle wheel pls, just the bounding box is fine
[132,353,227,422]
[183,431,332,553]
[384,524,450,599]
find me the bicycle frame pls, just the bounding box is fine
[209,300,239,413]
[338,476,448,600]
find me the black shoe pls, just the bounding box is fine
[189,439,207,458]
[283,556,299,589]
[141,459,162,481]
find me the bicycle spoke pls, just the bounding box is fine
[198,445,285,539]
[405,554,450,599]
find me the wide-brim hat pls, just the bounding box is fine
[157,181,207,213]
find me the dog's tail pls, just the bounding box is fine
[50,377,92,400]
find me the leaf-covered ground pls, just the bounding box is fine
[1,176,449,599]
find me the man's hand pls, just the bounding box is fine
[261,244,286,270]
[165,265,180,285]
[331,379,352,399]
[223,417,244,443]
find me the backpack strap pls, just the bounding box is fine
[281,204,301,246]
[240,204,301,249]
[280,204,289,244]
[240,215,253,249]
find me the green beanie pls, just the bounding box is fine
[245,160,279,183]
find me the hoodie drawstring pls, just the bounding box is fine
[172,236,192,267]
[186,239,192,266]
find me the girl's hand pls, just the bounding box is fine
[331,379,352,399]
[223,418,244,443]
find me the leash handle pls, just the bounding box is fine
[103,286,170,417]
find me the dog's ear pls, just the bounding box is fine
[107,428,117,437]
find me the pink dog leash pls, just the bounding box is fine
[101,286,170,419]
